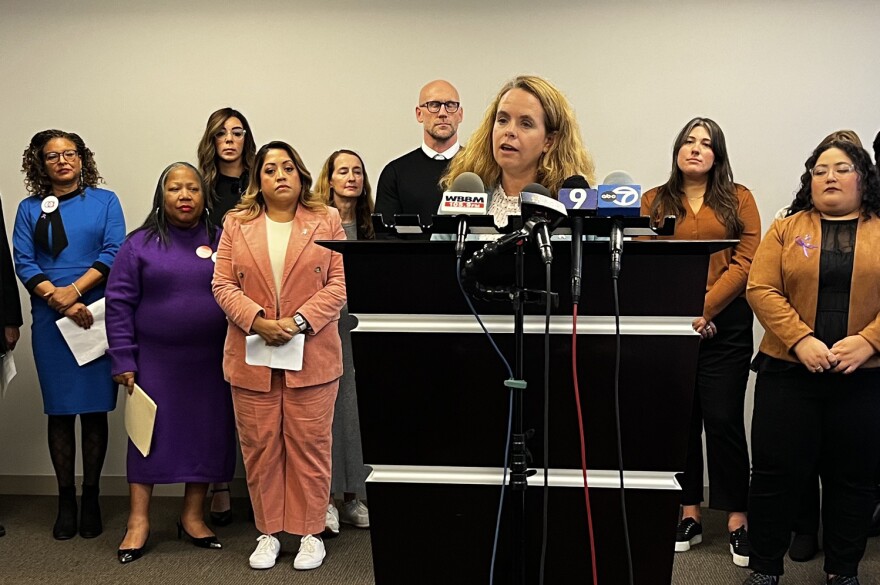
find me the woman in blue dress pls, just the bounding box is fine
[13,129,125,540]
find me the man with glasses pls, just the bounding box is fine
[375,80,463,236]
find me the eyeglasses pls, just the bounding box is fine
[214,128,247,140]
[811,163,856,178]
[44,150,79,164]
[419,101,460,113]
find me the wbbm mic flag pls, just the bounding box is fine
[597,184,641,217]
[439,192,489,215]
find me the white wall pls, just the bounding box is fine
[1,0,879,492]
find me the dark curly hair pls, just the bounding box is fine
[21,129,103,195]
[788,140,880,219]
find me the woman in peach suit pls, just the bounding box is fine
[212,141,346,572]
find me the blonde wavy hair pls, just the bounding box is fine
[228,141,325,222]
[441,75,595,194]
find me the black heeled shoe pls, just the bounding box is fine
[208,487,233,527]
[177,519,222,549]
[117,529,150,564]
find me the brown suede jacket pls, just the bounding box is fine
[747,209,880,366]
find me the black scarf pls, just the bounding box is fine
[35,186,83,257]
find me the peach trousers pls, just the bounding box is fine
[231,370,338,536]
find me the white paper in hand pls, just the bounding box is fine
[55,298,108,366]
[125,384,157,457]
[245,333,304,371]
[0,352,16,399]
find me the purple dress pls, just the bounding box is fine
[105,224,235,484]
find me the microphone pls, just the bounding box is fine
[599,171,639,278]
[558,175,592,303]
[520,183,566,265]
[437,172,488,257]
[597,170,641,218]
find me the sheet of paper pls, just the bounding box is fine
[245,333,304,371]
[55,298,108,366]
[0,352,16,399]
[124,383,157,457]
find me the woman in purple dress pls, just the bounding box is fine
[106,162,235,563]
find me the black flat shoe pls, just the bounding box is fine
[177,520,221,549]
[53,486,77,540]
[117,529,150,564]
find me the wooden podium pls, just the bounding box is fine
[321,237,733,584]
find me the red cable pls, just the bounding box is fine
[572,303,599,584]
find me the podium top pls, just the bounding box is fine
[319,239,735,317]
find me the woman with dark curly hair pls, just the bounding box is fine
[198,107,257,229]
[744,140,880,585]
[642,117,761,568]
[12,129,125,540]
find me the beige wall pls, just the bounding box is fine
[1,0,879,493]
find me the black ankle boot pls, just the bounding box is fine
[53,486,77,540]
[79,484,102,538]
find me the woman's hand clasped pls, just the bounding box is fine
[829,335,875,375]
[693,317,717,340]
[252,316,295,346]
[64,303,93,329]
[46,285,81,313]
[793,336,838,374]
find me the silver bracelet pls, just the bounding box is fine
[71,282,82,298]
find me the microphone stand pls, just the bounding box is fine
[510,241,530,585]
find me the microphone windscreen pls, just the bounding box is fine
[450,172,486,194]
[602,170,635,186]
[562,175,590,189]
[521,182,552,198]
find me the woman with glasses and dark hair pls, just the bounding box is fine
[105,162,235,563]
[314,149,374,534]
[642,117,761,568]
[213,141,346,571]
[197,106,256,523]
[13,129,125,540]
[744,140,880,585]
[198,107,257,229]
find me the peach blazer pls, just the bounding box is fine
[747,209,880,367]
[212,205,347,392]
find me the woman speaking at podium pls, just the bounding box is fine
[440,74,595,225]
[642,117,761,567]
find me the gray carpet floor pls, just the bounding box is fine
[0,497,878,584]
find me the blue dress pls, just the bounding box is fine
[13,187,126,415]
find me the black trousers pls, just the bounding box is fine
[678,297,753,511]
[748,366,880,576]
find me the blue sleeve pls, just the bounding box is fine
[12,198,49,293]
[91,192,126,276]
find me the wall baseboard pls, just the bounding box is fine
[0,475,249,497]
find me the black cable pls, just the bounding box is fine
[612,276,635,585]
[455,256,514,585]
[538,262,552,585]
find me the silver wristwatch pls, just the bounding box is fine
[293,313,309,333]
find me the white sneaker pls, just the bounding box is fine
[249,534,281,569]
[324,503,340,535]
[340,500,370,528]
[293,534,325,570]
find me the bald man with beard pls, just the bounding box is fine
[375,80,464,236]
